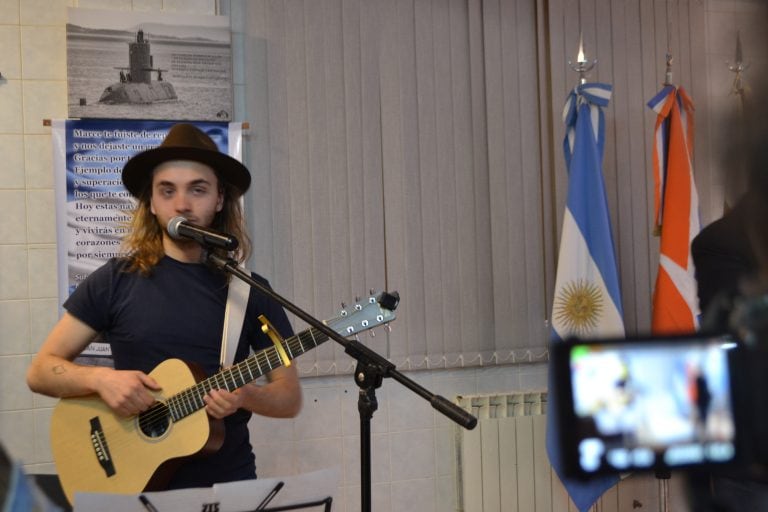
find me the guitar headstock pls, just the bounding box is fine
[329,291,399,337]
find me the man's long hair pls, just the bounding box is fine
[121,177,251,275]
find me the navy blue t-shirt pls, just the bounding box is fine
[63,256,294,489]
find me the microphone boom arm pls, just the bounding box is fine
[206,252,478,429]
[207,252,478,512]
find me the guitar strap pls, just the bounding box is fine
[220,272,251,369]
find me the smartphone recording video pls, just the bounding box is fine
[552,334,741,477]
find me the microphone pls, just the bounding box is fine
[167,216,239,251]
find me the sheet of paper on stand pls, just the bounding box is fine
[73,467,340,512]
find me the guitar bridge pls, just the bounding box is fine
[90,416,116,477]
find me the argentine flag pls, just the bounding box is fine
[546,83,625,511]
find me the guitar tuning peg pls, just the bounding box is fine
[340,301,347,309]
[369,288,376,295]
[354,334,360,341]
[354,296,361,303]
[385,324,392,333]
[369,330,376,337]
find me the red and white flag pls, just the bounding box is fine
[647,85,700,333]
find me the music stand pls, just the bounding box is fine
[230,468,338,512]
[73,468,340,512]
[257,496,332,512]
[243,481,333,512]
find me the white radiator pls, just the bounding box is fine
[456,392,569,512]
[455,393,681,511]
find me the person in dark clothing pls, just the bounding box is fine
[688,75,768,511]
[26,124,302,495]
[692,192,759,319]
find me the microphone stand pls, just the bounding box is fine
[207,253,478,512]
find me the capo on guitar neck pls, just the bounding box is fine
[258,315,292,367]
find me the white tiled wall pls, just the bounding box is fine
[0,1,545,511]
[1,0,67,478]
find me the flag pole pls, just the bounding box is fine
[547,36,623,512]
[726,30,750,210]
[728,30,748,100]
[656,36,675,512]
[648,28,702,511]
[664,52,674,87]
[664,18,674,87]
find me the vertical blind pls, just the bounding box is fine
[239,0,711,376]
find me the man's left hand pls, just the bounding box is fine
[203,388,243,418]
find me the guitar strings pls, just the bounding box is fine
[106,311,368,442]
[130,325,329,433]
[77,326,326,455]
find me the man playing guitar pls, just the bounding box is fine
[27,124,303,495]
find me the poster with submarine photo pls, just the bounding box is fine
[66,7,233,122]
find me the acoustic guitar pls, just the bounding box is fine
[50,291,399,504]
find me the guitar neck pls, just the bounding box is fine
[162,291,398,422]
[166,324,329,422]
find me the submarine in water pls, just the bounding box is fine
[99,29,177,104]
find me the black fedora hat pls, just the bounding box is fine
[121,123,251,198]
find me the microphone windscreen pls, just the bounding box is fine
[167,216,187,239]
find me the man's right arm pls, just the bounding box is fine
[26,312,160,417]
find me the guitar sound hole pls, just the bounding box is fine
[138,402,171,439]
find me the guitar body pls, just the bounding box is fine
[51,358,223,504]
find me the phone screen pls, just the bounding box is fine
[555,334,740,476]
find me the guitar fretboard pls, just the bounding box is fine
[166,323,332,421]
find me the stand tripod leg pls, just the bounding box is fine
[656,469,671,512]
[354,357,383,512]
[358,386,377,512]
